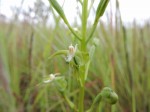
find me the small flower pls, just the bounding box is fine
[65,44,77,62]
[43,73,60,83]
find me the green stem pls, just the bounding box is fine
[86,93,102,112]
[81,0,88,50]
[79,0,88,111]
[62,92,77,111]
[79,0,89,111]
[67,24,82,41]
[79,86,85,112]
[86,19,98,44]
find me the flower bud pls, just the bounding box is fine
[101,87,118,104]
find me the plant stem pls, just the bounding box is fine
[79,0,88,111]
[78,66,86,112]
[86,19,98,43]
[62,92,76,110]
[81,0,88,50]
[86,93,102,112]
[79,86,85,112]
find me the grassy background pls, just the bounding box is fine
[0,1,150,112]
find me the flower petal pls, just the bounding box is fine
[43,79,51,83]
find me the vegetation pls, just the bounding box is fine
[0,0,150,112]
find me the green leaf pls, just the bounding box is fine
[89,45,95,61]
[84,60,90,80]
[54,77,67,92]
[48,0,81,40]
[86,0,109,43]
[49,0,68,24]
[96,0,110,19]
[48,50,68,60]
[93,38,100,46]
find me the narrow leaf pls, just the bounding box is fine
[96,0,110,18]
[49,0,81,40]
[49,0,67,23]
[48,50,68,60]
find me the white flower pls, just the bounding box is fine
[65,44,77,62]
[43,74,56,83]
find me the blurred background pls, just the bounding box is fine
[0,0,150,112]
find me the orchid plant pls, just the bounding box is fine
[44,0,118,111]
